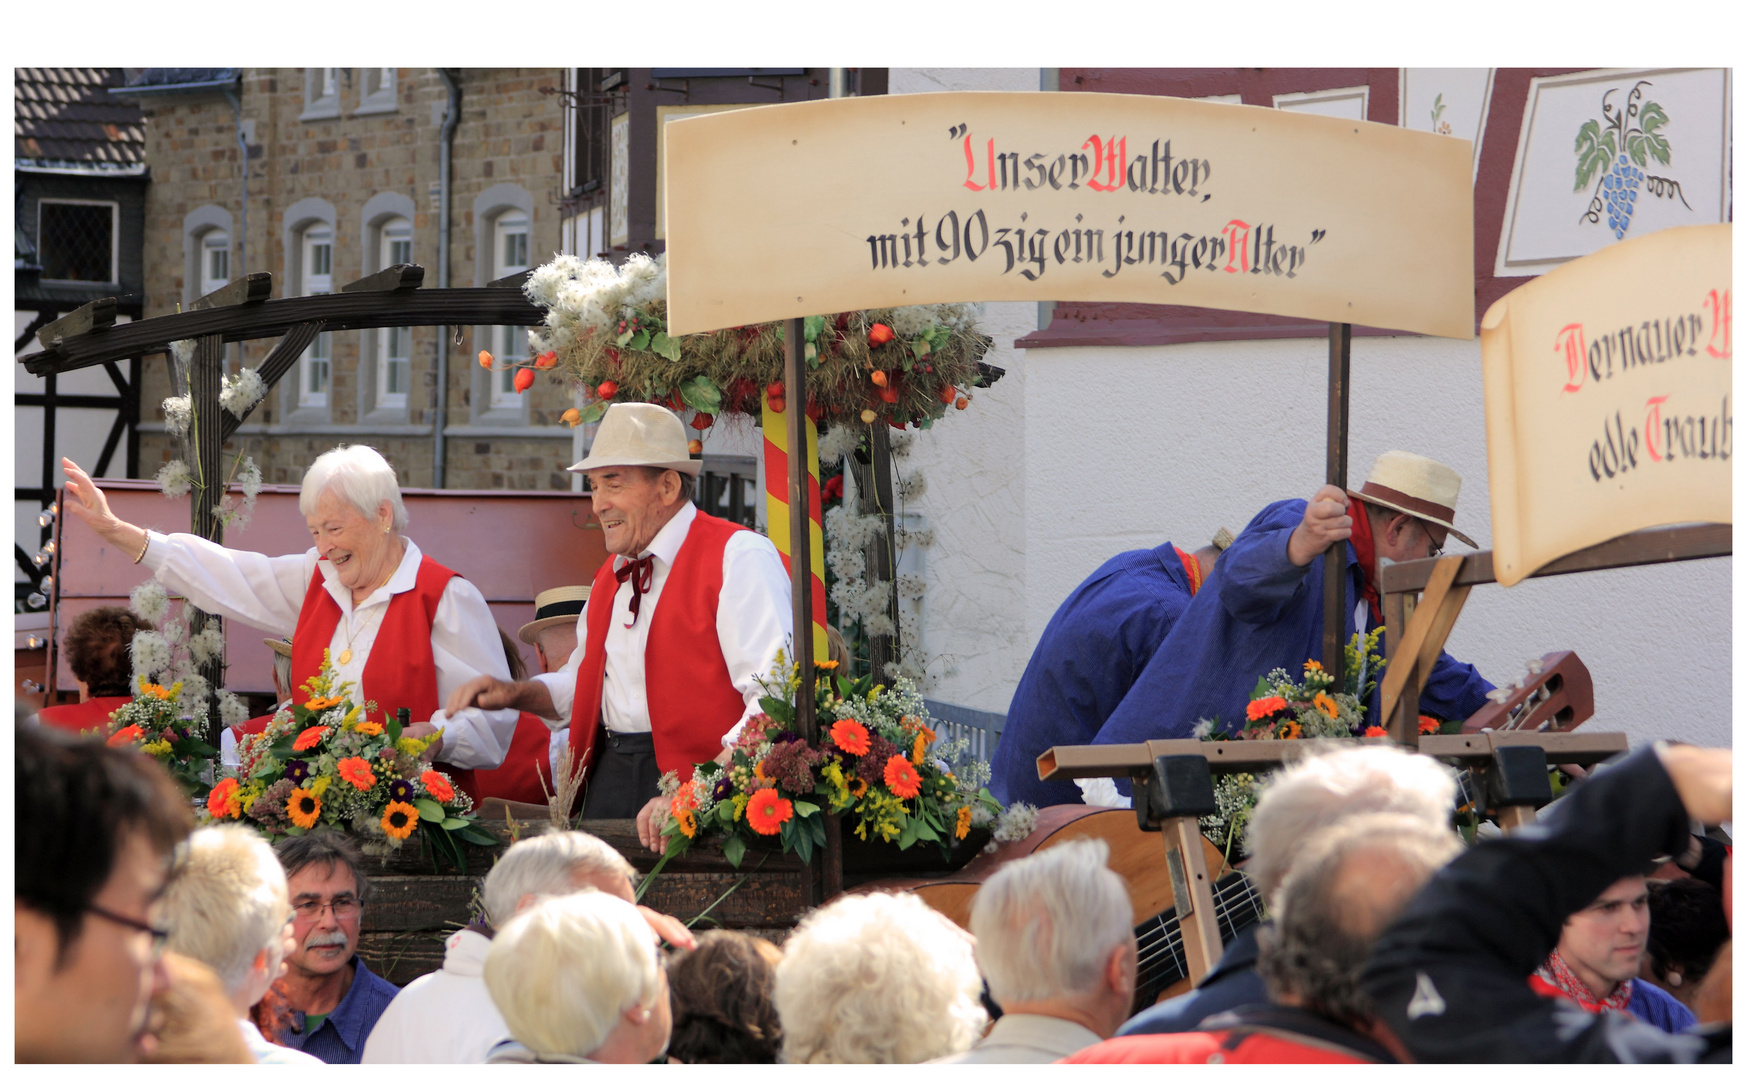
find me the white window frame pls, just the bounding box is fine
[36,198,120,285]
[302,68,343,121]
[358,68,398,115]
[488,211,532,410]
[375,218,413,409]
[198,229,231,298]
[300,226,334,407]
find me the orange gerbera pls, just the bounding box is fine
[305,696,345,712]
[745,787,793,835]
[380,801,418,840]
[420,770,454,802]
[884,754,922,798]
[1246,696,1288,722]
[955,805,973,840]
[1312,692,1339,720]
[293,726,329,752]
[107,724,144,747]
[1363,726,1388,738]
[830,720,871,756]
[206,778,242,819]
[337,756,376,791]
[287,787,322,828]
[671,780,699,814]
[1418,715,1441,735]
[353,720,384,737]
[815,659,840,670]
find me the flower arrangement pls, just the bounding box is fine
[518,253,997,431]
[653,651,1032,870]
[211,652,494,864]
[104,676,219,796]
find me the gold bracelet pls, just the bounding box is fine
[132,532,149,564]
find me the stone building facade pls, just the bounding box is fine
[130,68,575,492]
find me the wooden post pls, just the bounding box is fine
[1323,322,1351,685]
[859,423,901,680]
[190,333,227,745]
[1160,815,1223,984]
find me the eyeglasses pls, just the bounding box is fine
[85,903,171,959]
[291,896,361,921]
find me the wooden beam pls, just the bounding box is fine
[487,268,534,290]
[342,264,425,293]
[35,297,117,350]
[1380,524,1731,595]
[1322,321,1351,682]
[23,288,547,376]
[218,322,323,442]
[191,272,273,311]
[1379,555,1463,731]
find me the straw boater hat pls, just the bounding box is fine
[1346,450,1476,548]
[263,636,293,658]
[518,585,593,645]
[566,402,702,477]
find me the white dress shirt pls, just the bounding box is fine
[532,502,792,758]
[142,531,517,770]
[360,928,506,1064]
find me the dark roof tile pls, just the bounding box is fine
[14,68,146,167]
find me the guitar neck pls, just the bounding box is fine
[1133,871,1266,997]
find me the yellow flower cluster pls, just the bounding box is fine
[853,789,905,842]
[141,739,173,759]
[731,792,750,821]
[818,759,853,812]
[308,775,333,799]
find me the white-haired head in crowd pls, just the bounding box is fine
[299,444,410,534]
[484,890,671,1064]
[1244,743,1458,903]
[482,829,636,928]
[970,837,1136,1035]
[159,824,294,1010]
[775,890,987,1063]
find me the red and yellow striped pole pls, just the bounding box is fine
[762,391,828,662]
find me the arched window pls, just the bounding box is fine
[300,225,334,407]
[488,210,531,409]
[375,217,413,407]
[199,229,230,298]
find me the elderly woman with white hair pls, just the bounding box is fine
[483,890,673,1064]
[60,449,515,792]
[159,824,324,1064]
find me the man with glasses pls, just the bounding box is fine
[271,831,399,1063]
[1098,451,1495,747]
[15,724,203,1061]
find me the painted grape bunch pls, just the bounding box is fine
[1574,80,1688,240]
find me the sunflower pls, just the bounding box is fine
[883,754,922,799]
[815,659,840,670]
[1311,692,1339,720]
[353,720,384,737]
[848,777,868,798]
[1278,720,1303,740]
[287,788,322,828]
[304,695,345,712]
[955,805,973,840]
[381,801,418,840]
[830,719,870,756]
[673,806,698,838]
[745,788,793,836]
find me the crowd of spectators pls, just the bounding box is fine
[16,721,1731,1064]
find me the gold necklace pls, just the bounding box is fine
[337,561,398,665]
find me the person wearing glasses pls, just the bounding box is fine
[15,724,197,1062]
[159,825,325,1063]
[1097,451,1494,747]
[269,831,398,1063]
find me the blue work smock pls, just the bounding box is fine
[1096,499,1493,752]
[991,542,1198,807]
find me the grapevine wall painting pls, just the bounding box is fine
[1399,68,1494,179]
[1495,68,1730,277]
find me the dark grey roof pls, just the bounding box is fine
[15,68,146,167]
[124,68,240,89]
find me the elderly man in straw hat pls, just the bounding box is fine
[447,403,791,848]
[1096,451,1495,747]
[474,586,593,805]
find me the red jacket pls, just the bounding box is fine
[37,696,132,737]
[1062,1005,1396,1064]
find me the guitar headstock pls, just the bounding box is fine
[1461,650,1594,734]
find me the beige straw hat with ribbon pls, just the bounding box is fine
[1346,450,1476,548]
[565,402,702,477]
[517,585,593,645]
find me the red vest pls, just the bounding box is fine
[292,555,479,801]
[473,713,560,804]
[37,696,133,737]
[568,511,750,790]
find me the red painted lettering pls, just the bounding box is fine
[1644,395,1668,462]
[1705,288,1732,358]
[1555,323,1587,393]
[962,134,988,192]
[1221,220,1251,274]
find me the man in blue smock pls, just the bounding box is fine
[991,532,1230,807]
[1097,451,1494,752]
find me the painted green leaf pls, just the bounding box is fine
[414,797,446,823]
[1626,132,1649,167]
[1574,119,1608,190]
[1639,101,1669,138]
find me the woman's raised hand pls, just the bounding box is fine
[61,457,148,559]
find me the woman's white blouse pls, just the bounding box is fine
[141,530,517,770]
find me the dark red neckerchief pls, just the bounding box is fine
[1346,501,1384,627]
[1531,949,1633,1013]
[1173,545,1204,596]
[615,555,656,626]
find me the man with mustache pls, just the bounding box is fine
[448,402,791,850]
[270,832,398,1063]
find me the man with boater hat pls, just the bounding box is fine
[1097,451,1494,746]
[473,586,591,805]
[446,403,791,848]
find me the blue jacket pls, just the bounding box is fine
[1626,978,1697,1033]
[991,543,1197,807]
[282,955,400,1065]
[1098,499,1492,748]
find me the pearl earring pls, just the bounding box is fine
[1668,972,1683,986]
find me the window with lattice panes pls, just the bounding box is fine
[300,226,334,407]
[489,212,531,409]
[376,218,413,408]
[38,200,118,283]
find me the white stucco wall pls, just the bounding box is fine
[887,69,1730,751]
